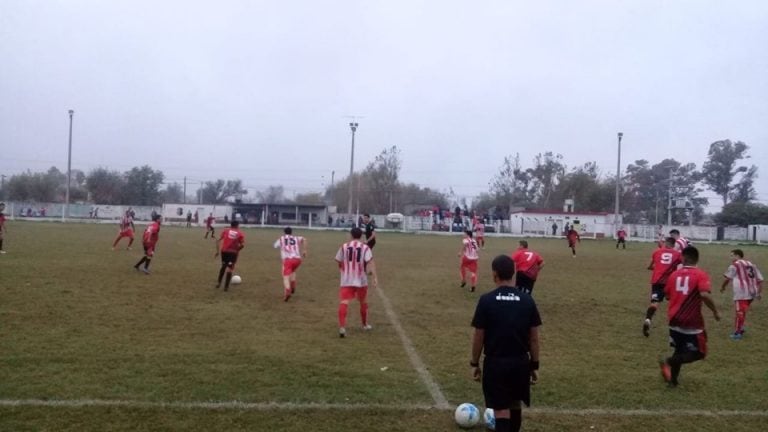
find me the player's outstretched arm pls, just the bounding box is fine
[302,238,308,258]
[529,326,540,384]
[367,260,378,288]
[470,328,485,382]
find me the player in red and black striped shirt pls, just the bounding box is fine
[215,220,245,291]
[642,237,682,337]
[659,246,720,387]
[134,214,161,274]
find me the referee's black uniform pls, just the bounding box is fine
[471,255,541,432]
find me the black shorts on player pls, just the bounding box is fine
[515,273,536,294]
[650,283,666,303]
[221,252,238,269]
[482,355,532,408]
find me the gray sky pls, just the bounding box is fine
[2,0,767,210]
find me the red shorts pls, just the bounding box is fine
[461,257,478,273]
[118,229,134,239]
[339,286,368,302]
[735,299,753,313]
[143,243,156,257]
[282,258,302,276]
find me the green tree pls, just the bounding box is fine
[363,146,402,213]
[86,168,125,204]
[122,166,164,206]
[200,179,247,204]
[160,182,185,204]
[256,185,288,204]
[702,140,757,206]
[550,162,613,213]
[293,192,325,205]
[528,152,565,208]
[715,202,768,227]
[489,154,534,213]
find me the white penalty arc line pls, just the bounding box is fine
[374,284,451,410]
[1,399,767,417]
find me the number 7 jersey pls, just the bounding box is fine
[664,266,711,331]
[335,240,373,287]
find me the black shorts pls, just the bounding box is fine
[366,238,376,249]
[669,329,708,357]
[617,238,626,244]
[221,252,238,267]
[515,273,536,294]
[482,355,531,408]
[650,283,666,303]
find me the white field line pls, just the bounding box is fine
[373,285,451,410]
[1,399,767,417]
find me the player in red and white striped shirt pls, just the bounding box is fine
[720,249,763,340]
[660,246,720,387]
[458,230,479,292]
[273,227,307,301]
[474,220,486,249]
[111,210,135,250]
[334,227,377,338]
[669,229,690,252]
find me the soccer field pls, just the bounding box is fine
[1,222,766,431]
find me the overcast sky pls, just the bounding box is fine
[2,0,766,210]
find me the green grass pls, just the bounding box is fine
[1,221,767,431]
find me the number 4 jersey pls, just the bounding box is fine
[335,240,373,287]
[664,266,711,332]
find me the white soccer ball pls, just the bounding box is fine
[483,407,496,430]
[230,275,242,285]
[454,403,480,428]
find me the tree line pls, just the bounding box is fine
[0,139,763,226]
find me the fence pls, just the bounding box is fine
[3,200,764,244]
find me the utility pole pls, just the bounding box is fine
[614,132,623,234]
[347,121,359,224]
[667,167,674,226]
[0,174,5,200]
[183,176,187,203]
[64,109,74,221]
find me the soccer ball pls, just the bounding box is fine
[483,407,496,430]
[454,403,480,428]
[230,275,242,285]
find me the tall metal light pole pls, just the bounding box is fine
[614,132,623,232]
[347,122,358,225]
[667,167,674,226]
[64,109,74,221]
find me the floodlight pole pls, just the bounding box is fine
[667,167,674,226]
[347,122,358,225]
[614,132,623,233]
[64,109,74,221]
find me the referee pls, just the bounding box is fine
[470,255,541,432]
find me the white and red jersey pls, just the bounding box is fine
[474,223,485,237]
[462,238,479,260]
[274,235,305,260]
[119,214,133,231]
[673,237,690,252]
[335,240,373,287]
[724,259,764,301]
